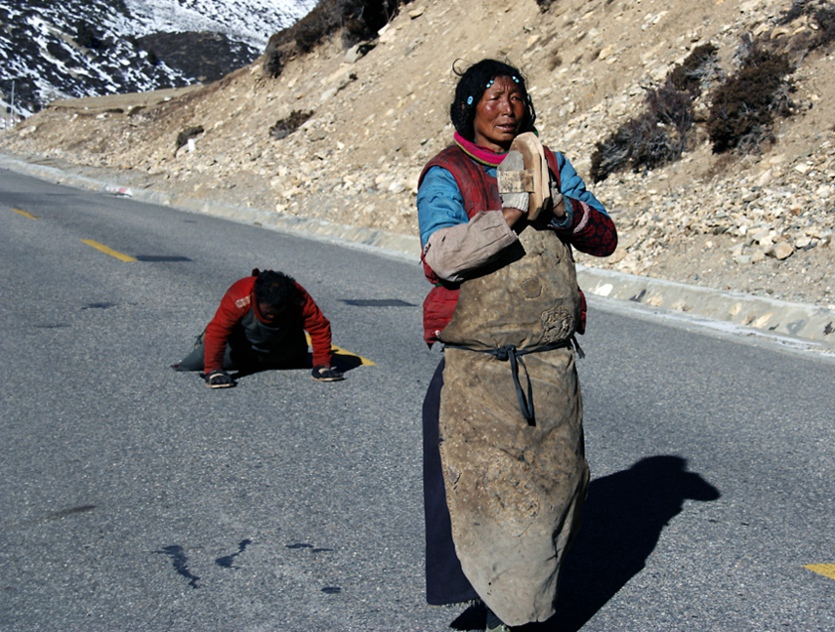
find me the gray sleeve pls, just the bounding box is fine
[422,210,518,283]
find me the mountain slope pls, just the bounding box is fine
[0,0,315,114]
[1,0,833,309]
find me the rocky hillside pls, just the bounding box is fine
[1,0,833,309]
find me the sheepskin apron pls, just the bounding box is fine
[437,222,589,626]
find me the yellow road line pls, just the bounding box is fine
[80,239,137,262]
[805,564,835,580]
[332,343,376,366]
[11,208,38,219]
[305,333,376,366]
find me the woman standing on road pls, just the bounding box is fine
[417,58,617,631]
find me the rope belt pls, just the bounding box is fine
[442,337,583,426]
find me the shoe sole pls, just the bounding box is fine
[509,131,550,220]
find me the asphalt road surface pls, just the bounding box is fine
[1,168,834,631]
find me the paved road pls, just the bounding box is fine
[1,168,834,631]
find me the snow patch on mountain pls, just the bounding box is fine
[125,0,319,46]
[0,0,314,117]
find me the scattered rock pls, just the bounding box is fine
[768,242,795,260]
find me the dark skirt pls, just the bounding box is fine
[423,357,479,605]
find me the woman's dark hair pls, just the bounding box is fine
[450,59,537,141]
[253,269,301,309]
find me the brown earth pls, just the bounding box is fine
[1,0,833,308]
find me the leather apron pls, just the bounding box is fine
[437,221,589,626]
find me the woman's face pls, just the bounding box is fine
[472,75,526,152]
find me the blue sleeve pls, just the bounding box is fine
[417,166,470,246]
[555,152,608,216]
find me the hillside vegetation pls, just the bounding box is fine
[1,0,833,308]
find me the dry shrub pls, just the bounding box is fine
[263,41,285,78]
[293,1,343,53]
[548,49,563,71]
[588,33,797,179]
[706,47,794,154]
[269,110,314,140]
[176,125,204,150]
[669,43,720,95]
[589,128,631,185]
[590,44,719,182]
[779,0,835,49]
[815,6,835,48]
[263,0,403,77]
[590,81,695,182]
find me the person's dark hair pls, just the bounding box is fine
[253,269,301,309]
[450,59,537,141]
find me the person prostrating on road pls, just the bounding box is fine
[173,269,343,387]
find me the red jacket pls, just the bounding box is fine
[203,275,333,372]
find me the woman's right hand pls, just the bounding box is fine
[502,206,527,227]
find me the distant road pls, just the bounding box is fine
[2,167,834,631]
[48,84,205,114]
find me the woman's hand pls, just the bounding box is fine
[502,206,527,227]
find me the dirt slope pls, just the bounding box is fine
[1,0,833,307]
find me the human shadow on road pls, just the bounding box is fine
[523,454,721,631]
[452,455,720,631]
[229,350,364,381]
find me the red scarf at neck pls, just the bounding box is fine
[453,131,507,167]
